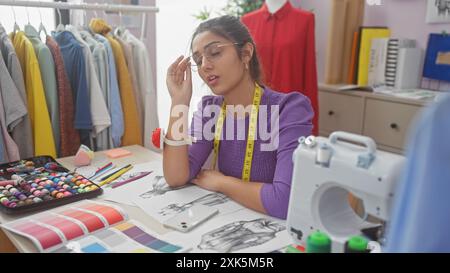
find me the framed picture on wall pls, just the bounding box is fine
[426,0,450,23]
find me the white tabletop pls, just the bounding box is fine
[0,145,171,253]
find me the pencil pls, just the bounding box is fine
[98,165,133,187]
[111,171,152,189]
[99,164,131,182]
[88,163,114,180]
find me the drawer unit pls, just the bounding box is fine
[363,98,422,149]
[318,85,428,154]
[319,91,364,135]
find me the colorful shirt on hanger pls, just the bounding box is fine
[10,31,56,158]
[80,29,112,150]
[242,2,319,135]
[114,32,143,141]
[93,34,124,148]
[0,24,34,158]
[66,25,111,149]
[90,19,142,147]
[46,36,81,157]
[0,46,22,162]
[24,25,60,154]
[52,30,92,147]
[118,29,159,151]
[0,129,5,163]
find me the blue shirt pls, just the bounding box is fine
[94,34,124,148]
[52,31,92,130]
[385,94,450,252]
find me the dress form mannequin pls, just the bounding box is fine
[242,0,319,136]
[265,0,288,14]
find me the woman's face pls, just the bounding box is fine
[191,31,246,96]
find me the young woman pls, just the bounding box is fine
[163,15,313,219]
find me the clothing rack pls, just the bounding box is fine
[0,0,159,13]
[0,0,158,41]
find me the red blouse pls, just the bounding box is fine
[242,2,319,135]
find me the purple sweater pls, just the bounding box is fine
[188,87,314,219]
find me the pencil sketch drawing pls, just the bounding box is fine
[139,175,187,199]
[159,193,229,216]
[197,218,286,252]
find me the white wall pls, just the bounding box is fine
[0,0,55,33]
[294,0,450,90]
[156,0,228,130]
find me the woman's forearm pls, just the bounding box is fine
[218,176,267,214]
[163,102,190,187]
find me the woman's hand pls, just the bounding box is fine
[166,55,192,106]
[192,170,228,192]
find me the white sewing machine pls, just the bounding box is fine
[286,131,405,253]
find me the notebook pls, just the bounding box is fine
[104,148,132,159]
[357,27,391,86]
[423,33,450,82]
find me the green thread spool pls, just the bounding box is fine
[345,235,369,253]
[306,231,331,253]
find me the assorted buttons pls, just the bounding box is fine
[0,157,101,213]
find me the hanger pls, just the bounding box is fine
[11,1,20,33]
[25,6,31,25]
[140,12,146,41]
[102,0,108,21]
[93,3,99,19]
[115,8,125,35]
[55,1,65,32]
[38,1,48,38]
[83,8,88,27]
[119,10,123,28]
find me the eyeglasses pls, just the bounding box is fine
[190,42,241,72]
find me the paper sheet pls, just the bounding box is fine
[133,184,245,223]
[98,161,163,206]
[162,209,292,253]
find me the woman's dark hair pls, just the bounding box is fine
[190,15,264,86]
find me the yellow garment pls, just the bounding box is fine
[10,31,56,158]
[90,19,143,146]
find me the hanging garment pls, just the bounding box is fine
[118,29,159,150]
[66,25,111,151]
[52,30,92,147]
[242,2,319,135]
[24,25,60,154]
[80,29,113,150]
[46,36,81,157]
[0,47,21,162]
[0,126,5,163]
[93,34,124,148]
[114,32,143,140]
[0,24,34,158]
[90,19,142,147]
[9,31,56,158]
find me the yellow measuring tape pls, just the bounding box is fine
[211,84,262,182]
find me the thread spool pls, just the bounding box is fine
[0,180,17,187]
[344,236,369,253]
[316,144,332,167]
[306,231,332,253]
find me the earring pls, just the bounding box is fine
[245,63,249,70]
